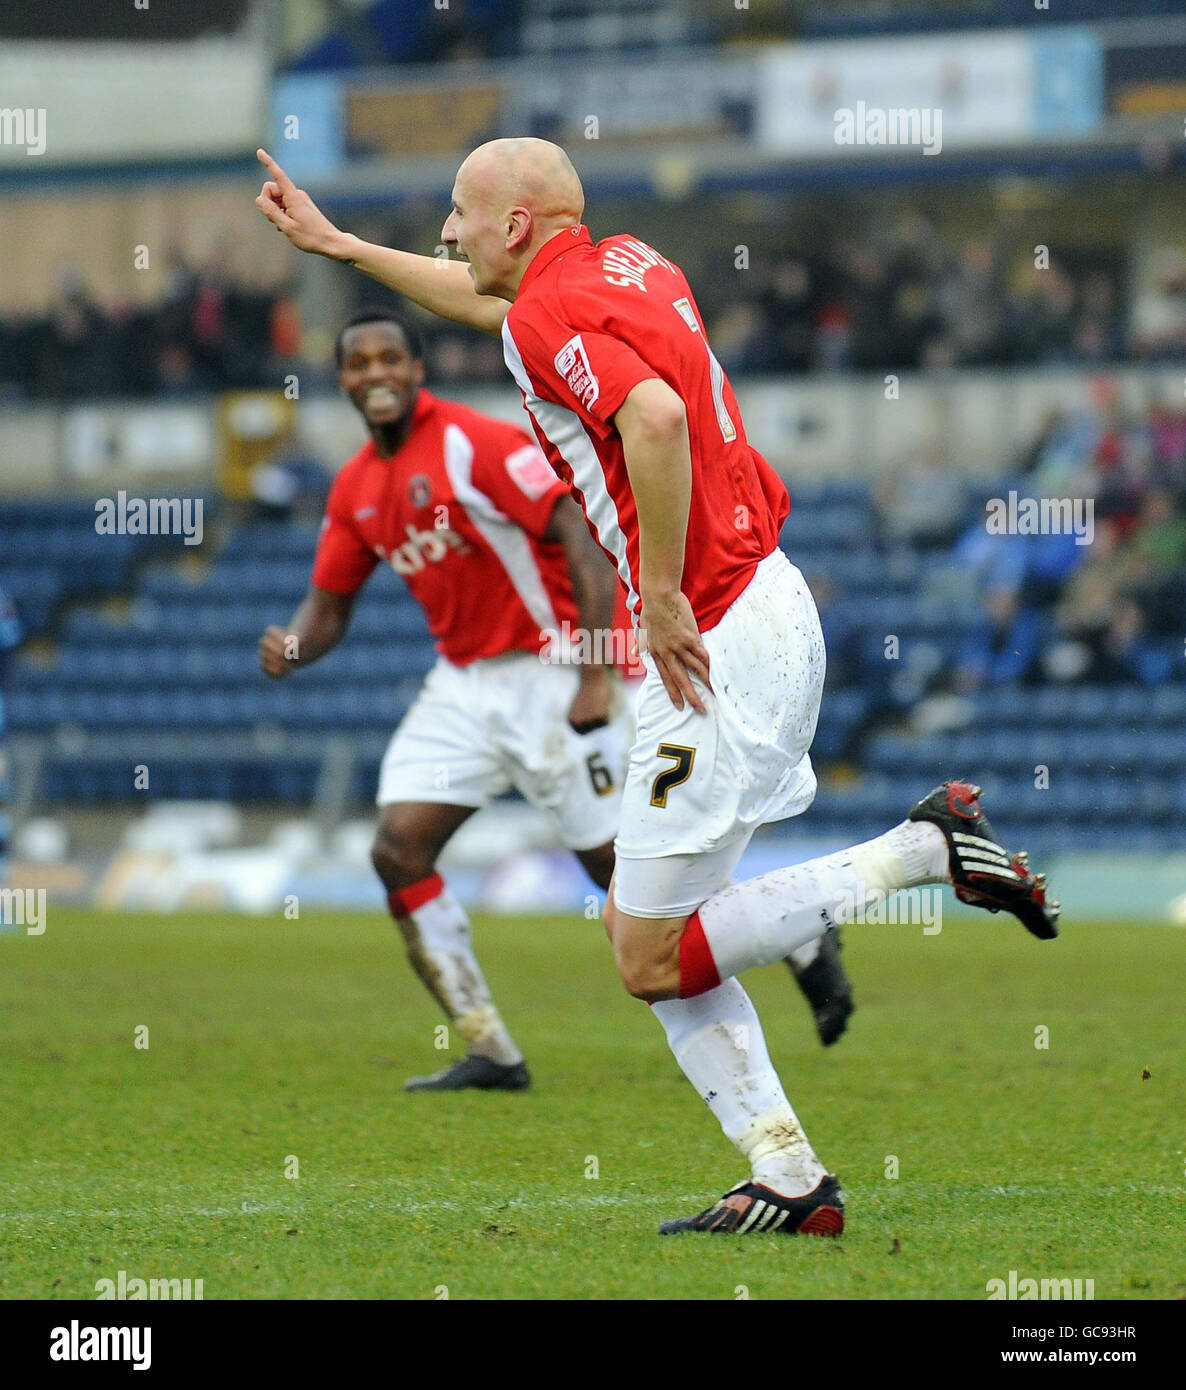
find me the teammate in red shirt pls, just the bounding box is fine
[256,142,1056,1236]
[260,308,627,1092]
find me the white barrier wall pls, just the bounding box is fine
[0,37,267,167]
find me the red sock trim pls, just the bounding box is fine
[679,911,722,998]
[387,872,445,919]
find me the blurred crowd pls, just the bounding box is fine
[7,213,1186,399]
[359,213,1186,384]
[0,264,302,402]
[880,381,1186,690]
[706,235,1127,375]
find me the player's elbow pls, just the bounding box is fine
[639,397,687,443]
[618,381,687,444]
[477,298,511,338]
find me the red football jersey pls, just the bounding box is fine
[501,225,789,633]
[312,390,579,664]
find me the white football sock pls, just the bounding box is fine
[391,883,523,1066]
[698,821,948,984]
[651,979,827,1196]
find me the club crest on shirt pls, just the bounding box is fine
[407,473,433,508]
[554,334,599,410]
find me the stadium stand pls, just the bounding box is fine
[4,449,1182,852]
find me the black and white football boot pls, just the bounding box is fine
[660,1175,845,1236]
[404,1055,531,1092]
[908,780,1060,940]
[786,927,855,1046]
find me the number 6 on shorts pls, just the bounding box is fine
[650,743,696,808]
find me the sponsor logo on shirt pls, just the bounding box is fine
[554,334,599,410]
[504,445,557,501]
[378,522,471,577]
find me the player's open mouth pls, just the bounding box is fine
[364,386,401,417]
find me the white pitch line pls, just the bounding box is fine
[0,1190,707,1225]
[2,1183,1176,1227]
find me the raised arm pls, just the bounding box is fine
[254,149,510,338]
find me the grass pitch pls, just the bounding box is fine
[1,906,1181,1300]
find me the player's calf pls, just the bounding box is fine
[373,801,527,1079]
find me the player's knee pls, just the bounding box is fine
[613,935,674,1003]
[370,824,435,890]
[616,960,668,1003]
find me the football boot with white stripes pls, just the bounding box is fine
[659,1175,845,1236]
[786,927,854,1047]
[908,780,1060,940]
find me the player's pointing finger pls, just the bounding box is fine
[256,148,294,191]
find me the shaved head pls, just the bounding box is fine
[442,137,585,300]
[458,138,585,226]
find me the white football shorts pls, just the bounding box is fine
[377,650,627,852]
[613,549,825,917]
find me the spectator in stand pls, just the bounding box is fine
[710,300,777,375]
[873,441,967,555]
[0,257,303,401]
[763,257,817,372]
[31,268,112,398]
[936,397,1186,692]
[953,585,1041,692]
[1126,488,1186,640]
[0,214,1144,396]
[1047,520,1163,684]
[1148,396,1186,495]
[1129,247,1186,360]
[936,239,1007,367]
[1073,272,1125,363]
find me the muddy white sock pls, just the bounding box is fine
[387,875,523,1066]
[680,822,950,993]
[651,979,826,1195]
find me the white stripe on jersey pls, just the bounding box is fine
[441,421,559,636]
[502,320,640,624]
